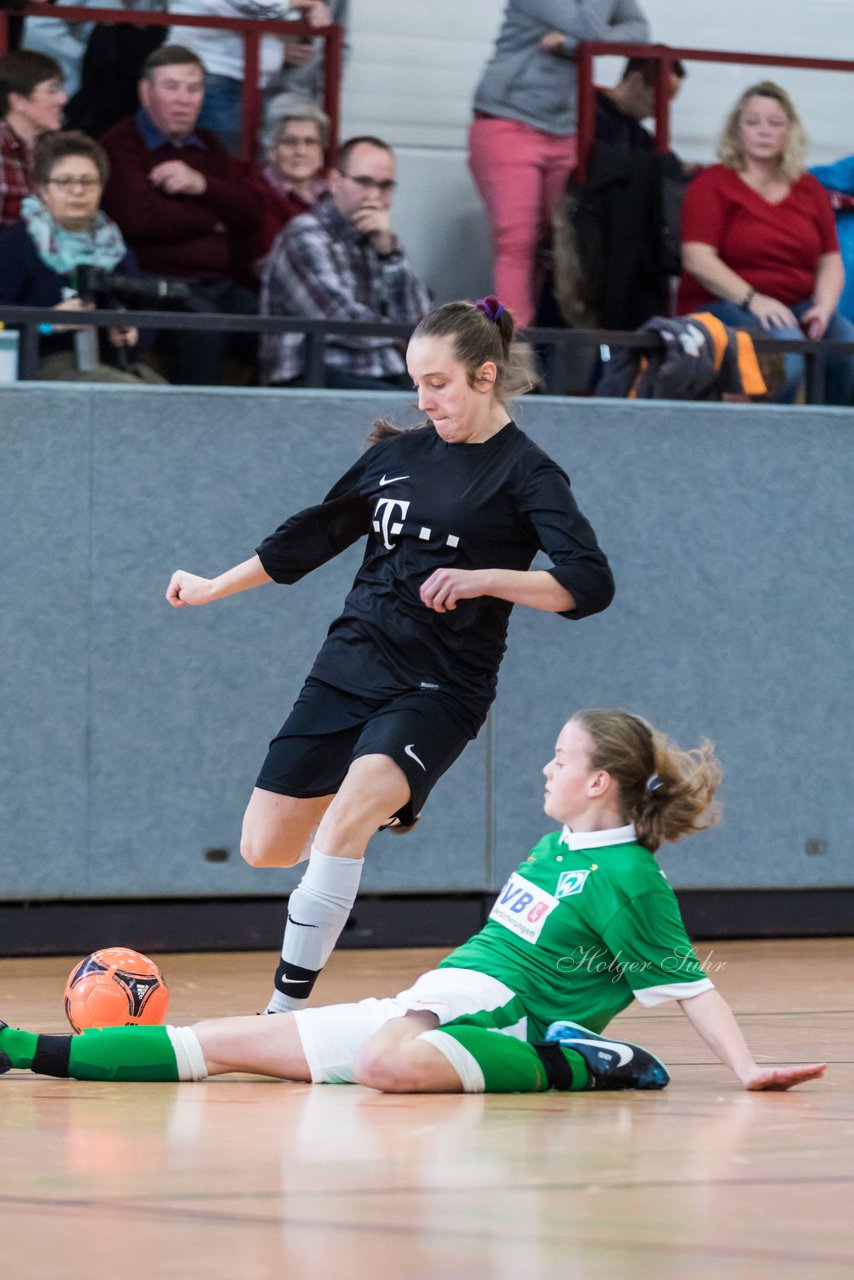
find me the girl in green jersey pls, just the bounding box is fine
[1,711,826,1094]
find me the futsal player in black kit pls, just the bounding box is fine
[166,297,615,1013]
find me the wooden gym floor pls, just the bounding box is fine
[2,938,853,1280]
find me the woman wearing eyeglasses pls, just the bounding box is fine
[250,96,330,273]
[0,130,163,382]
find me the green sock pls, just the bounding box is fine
[425,1025,591,1093]
[69,1026,180,1081]
[0,1024,180,1081]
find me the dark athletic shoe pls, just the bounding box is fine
[0,1019,11,1074]
[545,1020,669,1090]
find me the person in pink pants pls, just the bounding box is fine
[469,0,650,326]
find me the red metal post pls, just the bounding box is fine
[323,23,343,168]
[240,28,262,161]
[575,41,595,184]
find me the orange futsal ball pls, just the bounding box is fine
[64,947,169,1033]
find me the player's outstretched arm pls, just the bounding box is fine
[677,987,826,1091]
[166,555,273,609]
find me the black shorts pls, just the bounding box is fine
[256,679,484,827]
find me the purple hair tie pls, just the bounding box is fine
[475,295,506,323]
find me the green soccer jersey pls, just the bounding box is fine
[442,824,712,1038]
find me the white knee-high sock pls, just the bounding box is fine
[266,845,364,1014]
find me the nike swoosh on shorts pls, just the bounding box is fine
[404,743,426,770]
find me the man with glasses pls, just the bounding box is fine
[260,134,431,389]
[0,49,67,229]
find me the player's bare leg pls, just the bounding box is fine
[240,790,335,868]
[193,1012,312,1080]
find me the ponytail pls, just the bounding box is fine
[573,710,722,853]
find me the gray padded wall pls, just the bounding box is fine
[1,385,851,901]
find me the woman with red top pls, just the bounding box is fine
[678,81,854,404]
[252,97,329,274]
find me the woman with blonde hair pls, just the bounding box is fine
[678,81,854,403]
[1,709,825,1094]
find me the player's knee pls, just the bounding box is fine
[352,1040,430,1094]
[239,830,302,869]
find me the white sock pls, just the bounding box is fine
[266,845,364,1014]
[166,1026,209,1081]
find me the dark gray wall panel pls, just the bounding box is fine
[1,386,851,900]
[495,399,854,890]
[1,388,92,897]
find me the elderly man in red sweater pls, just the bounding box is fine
[100,44,260,384]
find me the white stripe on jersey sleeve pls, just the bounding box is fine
[632,977,715,1007]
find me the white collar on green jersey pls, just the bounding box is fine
[560,823,637,851]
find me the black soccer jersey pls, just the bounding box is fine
[256,422,614,715]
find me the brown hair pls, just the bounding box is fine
[336,134,393,172]
[622,55,686,86]
[572,709,722,853]
[413,298,537,402]
[141,44,206,82]
[365,298,538,446]
[718,81,806,183]
[0,49,63,117]
[33,131,109,187]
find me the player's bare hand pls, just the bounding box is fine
[166,570,215,608]
[420,568,487,613]
[742,1062,826,1090]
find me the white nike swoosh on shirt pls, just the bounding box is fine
[379,474,410,486]
[404,743,426,770]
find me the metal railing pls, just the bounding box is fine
[0,4,343,162]
[575,40,854,182]
[1,305,851,403]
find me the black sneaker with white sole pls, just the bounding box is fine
[544,1020,669,1090]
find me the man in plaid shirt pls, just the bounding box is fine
[260,134,432,389]
[0,50,66,229]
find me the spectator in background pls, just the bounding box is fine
[260,134,431,389]
[0,131,164,383]
[679,81,854,405]
[594,55,685,152]
[167,0,341,155]
[542,55,688,334]
[23,0,167,137]
[22,1,90,99]
[264,0,348,109]
[99,44,260,384]
[252,95,329,269]
[0,49,66,229]
[469,0,649,328]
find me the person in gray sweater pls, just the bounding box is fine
[469,0,649,326]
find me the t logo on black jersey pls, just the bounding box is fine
[373,497,410,549]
